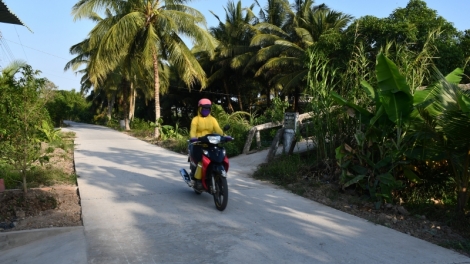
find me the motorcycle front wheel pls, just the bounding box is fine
[213,174,228,211]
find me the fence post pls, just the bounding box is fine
[243,127,257,154]
[266,128,284,162]
[283,112,299,154]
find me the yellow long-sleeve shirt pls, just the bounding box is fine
[190,114,223,138]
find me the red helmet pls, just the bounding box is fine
[198,98,211,107]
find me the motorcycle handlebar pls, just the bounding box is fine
[187,135,234,144]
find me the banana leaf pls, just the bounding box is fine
[343,174,366,188]
[445,68,463,84]
[403,167,422,184]
[378,172,398,186]
[375,53,413,125]
[361,80,379,106]
[351,165,369,175]
[369,104,385,126]
[456,93,470,113]
[375,156,392,170]
[331,91,372,124]
[413,69,461,107]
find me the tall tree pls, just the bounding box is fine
[65,11,125,125]
[72,0,217,138]
[389,0,463,76]
[250,0,351,111]
[205,0,259,112]
[348,0,463,77]
[0,61,52,194]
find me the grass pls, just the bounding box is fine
[1,162,77,190]
[0,131,77,190]
[252,154,303,186]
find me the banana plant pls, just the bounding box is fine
[37,120,61,143]
[332,53,415,205]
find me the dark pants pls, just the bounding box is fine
[188,144,202,176]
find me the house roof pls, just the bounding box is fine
[0,0,32,31]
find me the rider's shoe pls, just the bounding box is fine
[189,170,196,180]
[194,180,202,190]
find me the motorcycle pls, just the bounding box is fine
[179,128,233,211]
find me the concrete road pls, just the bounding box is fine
[1,121,469,264]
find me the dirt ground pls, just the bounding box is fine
[0,146,82,232]
[0,135,468,257]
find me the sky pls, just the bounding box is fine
[0,0,468,92]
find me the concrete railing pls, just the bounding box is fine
[242,112,313,154]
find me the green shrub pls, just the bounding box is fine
[130,118,151,130]
[0,62,54,193]
[224,142,240,157]
[106,119,121,130]
[159,138,189,154]
[211,104,251,155]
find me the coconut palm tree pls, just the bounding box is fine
[204,0,259,112]
[65,12,127,128]
[413,68,470,213]
[72,0,217,138]
[250,0,352,111]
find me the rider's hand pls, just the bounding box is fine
[190,137,198,143]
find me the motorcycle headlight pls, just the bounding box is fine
[207,135,221,144]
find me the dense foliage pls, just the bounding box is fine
[57,0,470,215]
[3,0,468,215]
[0,61,65,193]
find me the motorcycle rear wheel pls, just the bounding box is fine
[213,174,228,211]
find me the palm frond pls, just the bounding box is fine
[256,57,304,77]
[250,33,283,47]
[276,69,308,91]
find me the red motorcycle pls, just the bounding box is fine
[180,131,233,211]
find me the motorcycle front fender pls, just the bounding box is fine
[213,164,227,178]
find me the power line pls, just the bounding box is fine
[14,27,28,61]
[169,85,238,98]
[2,38,246,97]
[1,37,81,88]
[3,37,69,61]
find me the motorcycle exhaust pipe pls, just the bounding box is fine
[180,169,193,187]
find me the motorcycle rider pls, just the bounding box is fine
[189,98,224,189]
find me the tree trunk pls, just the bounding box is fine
[294,87,300,112]
[456,187,469,213]
[107,91,116,121]
[456,150,470,213]
[22,172,27,195]
[223,80,234,113]
[266,86,271,107]
[153,49,161,139]
[238,87,243,111]
[121,78,131,131]
[129,82,136,121]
